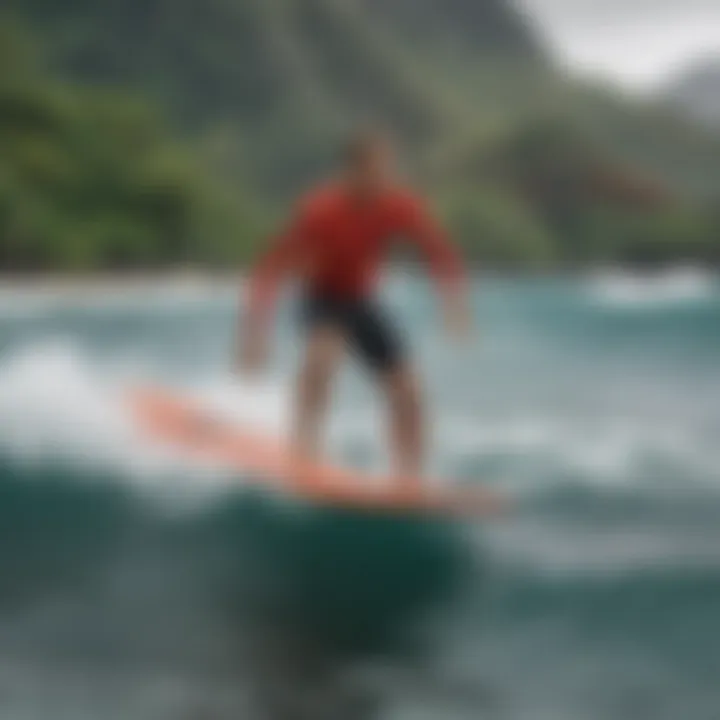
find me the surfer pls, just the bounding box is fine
[238,129,470,486]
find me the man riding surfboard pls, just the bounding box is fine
[238,130,471,488]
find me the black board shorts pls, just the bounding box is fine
[299,291,405,373]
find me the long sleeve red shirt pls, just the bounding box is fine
[247,182,466,325]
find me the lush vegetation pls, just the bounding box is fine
[1,0,719,272]
[438,119,720,268]
[0,21,266,271]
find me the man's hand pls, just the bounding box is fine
[442,293,473,342]
[236,324,270,376]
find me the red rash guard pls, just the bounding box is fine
[247,183,466,327]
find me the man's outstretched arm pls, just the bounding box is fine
[237,220,307,373]
[401,196,471,339]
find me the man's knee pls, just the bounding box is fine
[385,366,422,407]
[301,329,343,389]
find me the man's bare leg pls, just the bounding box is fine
[293,326,345,462]
[382,364,424,488]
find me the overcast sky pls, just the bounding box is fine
[518,0,720,92]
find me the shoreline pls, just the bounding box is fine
[1,263,713,282]
[0,270,243,291]
[0,265,714,297]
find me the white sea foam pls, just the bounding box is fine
[586,268,716,309]
[436,413,720,491]
[483,514,720,577]
[0,341,240,506]
[0,340,717,502]
[0,278,240,320]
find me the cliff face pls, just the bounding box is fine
[362,0,545,58]
[5,0,718,200]
[4,0,546,134]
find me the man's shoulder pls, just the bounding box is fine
[384,184,429,218]
[295,181,343,217]
[294,181,428,219]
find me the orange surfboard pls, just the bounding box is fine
[126,386,506,516]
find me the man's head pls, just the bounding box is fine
[343,128,396,194]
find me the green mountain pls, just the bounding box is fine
[362,0,544,62]
[4,0,457,126]
[2,0,719,269]
[10,0,716,193]
[0,19,263,272]
[3,0,551,188]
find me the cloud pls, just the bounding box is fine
[518,0,720,90]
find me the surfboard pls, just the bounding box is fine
[126,386,506,516]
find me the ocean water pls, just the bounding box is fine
[0,272,719,720]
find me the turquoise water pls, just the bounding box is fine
[0,273,719,719]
